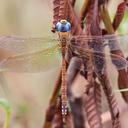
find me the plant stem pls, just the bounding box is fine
[3,111,11,128]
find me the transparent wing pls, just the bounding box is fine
[0,36,61,72]
[0,45,61,72]
[71,33,128,40]
[69,34,128,72]
[0,35,58,54]
[0,34,128,73]
[69,34,128,93]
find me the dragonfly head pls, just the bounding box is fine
[55,20,71,32]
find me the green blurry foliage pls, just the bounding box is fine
[0,98,11,128]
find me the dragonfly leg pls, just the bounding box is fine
[67,57,85,128]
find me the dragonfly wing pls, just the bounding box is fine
[0,36,58,54]
[69,34,128,72]
[0,45,61,73]
[0,34,127,73]
[105,34,128,70]
[93,50,128,71]
[68,34,128,93]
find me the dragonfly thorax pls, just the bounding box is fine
[56,20,71,48]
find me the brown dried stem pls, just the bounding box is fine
[84,84,102,128]
[112,2,125,31]
[68,1,82,35]
[59,0,69,19]
[80,0,90,27]
[51,97,63,128]
[43,69,61,128]
[100,4,128,104]
[52,0,60,32]
[98,74,121,128]
[70,0,76,7]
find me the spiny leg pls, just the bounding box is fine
[67,57,85,128]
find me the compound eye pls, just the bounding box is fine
[55,21,71,32]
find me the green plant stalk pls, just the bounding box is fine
[0,99,11,128]
[3,110,11,128]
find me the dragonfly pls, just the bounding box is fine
[0,20,128,123]
[0,22,127,82]
[0,32,127,95]
[0,34,127,73]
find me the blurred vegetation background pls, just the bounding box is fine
[0,0,127,128]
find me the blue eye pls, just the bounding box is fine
[55,21,71,32]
